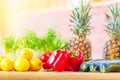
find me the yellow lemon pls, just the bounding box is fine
[9,57,17,71]
[0,55,5,63]
[0,58,14,71]
[0,55,5,59]
[0,55,5,70]
[20,48,33,60]
[29,58,43,71]
[14,58,30,72]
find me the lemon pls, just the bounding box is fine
[30,58,43,71]
[14,58,30,72]
[0,55,5,59]
[20,48,33,60]
[0,58,14,71]
[0,55,5,70]
[0,55,5,63]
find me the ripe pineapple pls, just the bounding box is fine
[103,4,120,59]
[68,1,92,61]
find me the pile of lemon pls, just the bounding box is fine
[0,48,43,72]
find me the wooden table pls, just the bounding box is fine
[0,71,120,80]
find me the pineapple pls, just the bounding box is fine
[103,4,120,59]
[68,0,92,61]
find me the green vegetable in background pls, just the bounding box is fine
[0,28,68,54]
[40,28,68,53]
[1,34,19,54]
[20,30,41,50]
[17,28,68,53]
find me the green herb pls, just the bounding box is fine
[20,30,41,50]
[2,34,15,49]
[1,34,19,53]
[40,28,68,53]
[1,28,68,54]
[12,38,22,51]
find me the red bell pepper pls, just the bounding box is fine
[40,51,52,62]
[40,51,52,69]
[52,50,71,71]
[46,49,71,71]
[65,50,84,71]
[45,50,61,69]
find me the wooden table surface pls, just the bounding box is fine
[0,71,120,80]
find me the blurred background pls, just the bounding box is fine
[0,0,119,55]
[0,0,108,36]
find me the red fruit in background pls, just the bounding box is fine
[65,50,84,71]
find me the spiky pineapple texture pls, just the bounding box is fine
[69,0,92,36]
[105,3,120,38]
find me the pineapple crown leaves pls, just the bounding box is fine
[69,0,93,36]
[105,3,120,38]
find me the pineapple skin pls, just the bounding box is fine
[68,35,91,61]
[103,38,120,59]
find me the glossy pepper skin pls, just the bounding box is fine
[40,52,52,62]
[52,50,71,71]
[46,50,71,71]
[65,50,84,71]
[45,50,61,69]
[40,52,52,69]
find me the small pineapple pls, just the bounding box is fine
[68,0,93,61]
[103,3,120,59]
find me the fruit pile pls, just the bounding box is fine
[0,48,43,71]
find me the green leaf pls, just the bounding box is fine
[21,30,41,50]
[2,34,15,49]
[39,28,68,53]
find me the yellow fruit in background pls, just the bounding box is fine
[0,58,14,71]
[30,58,43,71]
[20,48,33,60]
[14,58,30,72]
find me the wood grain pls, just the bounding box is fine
[0,71,120,80]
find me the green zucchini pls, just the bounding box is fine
[80,59,104,72]
[99,63,108,73]
[80,59,120,73]
[107,63,120,72]
[99,59,120,73]
[80,58,97,72]
[80,61,91,72]
[89,59,108,72]
[89,64,97,72]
